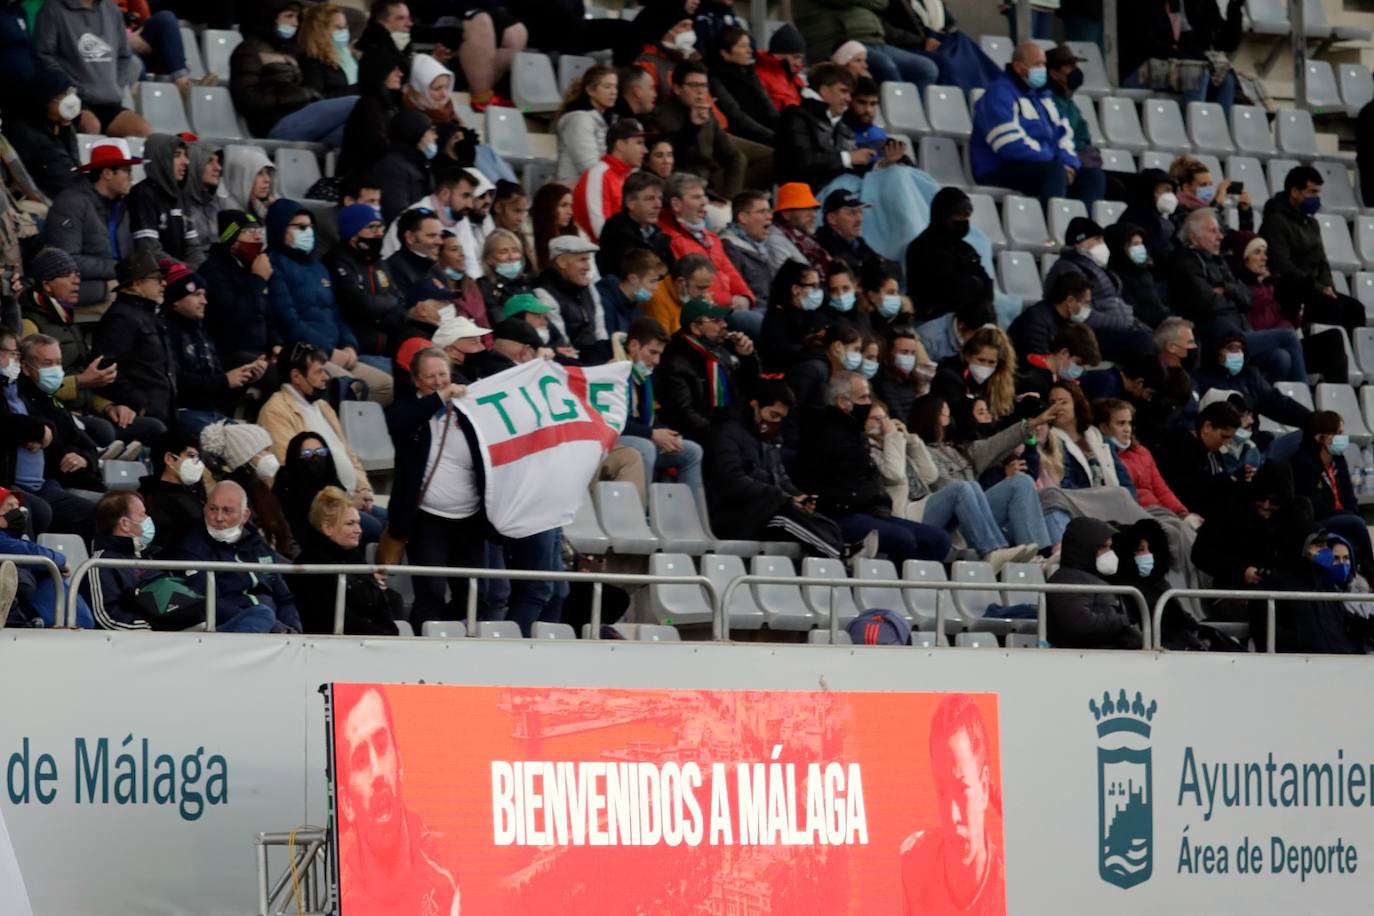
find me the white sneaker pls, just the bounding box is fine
[983,544,1039,574]
[0,561,16,628]
[99,441,125,461]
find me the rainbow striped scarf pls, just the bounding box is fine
[683,336,730,407]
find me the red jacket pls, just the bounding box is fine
[657,212,754,307]
[756,52,804,113]
[1118,441,1189,516]
[572,154,633,243]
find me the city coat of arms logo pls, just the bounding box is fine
[1091,689,1157,889]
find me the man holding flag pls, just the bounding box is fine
[656,298,760,445]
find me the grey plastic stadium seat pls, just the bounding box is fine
[979,35,1012,69]
[37,533,89,570]
[951,560,1024,634]
[853,558,911,623]
[617,624,680,641]
[1245,0,1289,34]
[751,555,817,630]
[1317,383,1373,445]
[593,482,659,554]
[511,51,560,113]
[1226,155,1269,202]
[647,483,711,554]
[998,250,1042,307]
[800,557,861,628]
[700,553,765,630]
[1356,221,1374,268]
[1276,109,1319,159]
[1334,271,1351,297]
[274,147,321,199]
[1098,148,1135,173]
[955,632,999,648]
[136,81,191,134]
[1138,150,1171,173]
[968,192,1006,250]
[1230,105,1276,159]
[1305,0,1371,42]
[1001,560,1046,611]
[911,631,940,648]
[1305,60,1344,113]
[1312,332,1362,389]
[924,85,972,141]
[1361,388,1374,434]
[1002,194,1053,249]
[202,29,243,82]
[1317,214,1362,274]
[1047,197,1087,246]
[476,621,523,638]
[1006,633,1041,648]
[808,630,853,644]
[761,541,803,560]
[647,553,712,626]
[565,494,611,554]
[180,26,206,80]
[557,54,595,94]
[421,620,467,638]
[690,488,759,556]
[532,621,576,639]
[102,459,145,491]
[1076,96,1104,146]
[1143,98,1190,153]
[77,133,102,165]
[393,620,414,636]
[918,136,969,188]
[338,400,394,471]
[1355,328,1374,376]
[520,157,556,199]
[881,82,930,135]
[901,559,955,633]
[1356,273,1374,322]
[1099,97,1147,153]
[1195,153,1224,184]
[1314,161,1360,217]
[1274,380,1315,411]
[1092,200,1125,226]
[1185,102,1233,155]
[1339,64,1374,117]
[485,107,533,162]
[1066,41,1110,97]
[1039,252,1059,280]
[1266,157,1301,204]
[188,86,243,141]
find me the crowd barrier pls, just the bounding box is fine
[5,556,64,616]
[1152,587,1374,652]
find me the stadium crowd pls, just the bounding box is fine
[0,0,1371,655]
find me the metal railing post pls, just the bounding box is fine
[589,581,603,639]
[465,578,478,635]
[1292,0,1308,109]
[828,586,840,643]
[1152,588,1374,652]
[1016,0,1032,44]
[1267,598,1277,654]
[332,574,347,636]
[1102,0,1118,91]
[5,555,66,627]
[205,571,217,632]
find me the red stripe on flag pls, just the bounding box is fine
[487,421,619,466]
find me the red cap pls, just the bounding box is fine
[79,139,143,172]
[0,487,23,507]
[396,336,435,374]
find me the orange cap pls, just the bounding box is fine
[775,182,821,211]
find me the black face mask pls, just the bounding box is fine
[305,385,327,403]
[947,217,971,239]
[1181,348,1200,372]
[3,506,28,531]
[1066,68,1085,92]
[303,455,333,478]
[353,235,380,260]
[848,403,871,424]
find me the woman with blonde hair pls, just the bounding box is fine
[298,4,359,97]
[287,486,400,636]
[930,325,1017,438]
[556,65,619,181]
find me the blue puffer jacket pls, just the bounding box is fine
[971,67,1079,182]
[265,199,358,352]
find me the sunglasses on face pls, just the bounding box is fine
[299,447,331,459]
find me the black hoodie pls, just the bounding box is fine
[229,0,318,138]
[1120,168,1178,267]
[127,134,206,267]
[338,50,405,177]
[1047,517,1145,649]
[1105,221,1169,328]
[904,187,994,322]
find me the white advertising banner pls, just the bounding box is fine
[454,359,630,537]
[1,632,1373,914]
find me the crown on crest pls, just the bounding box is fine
[1089,689,1156,738]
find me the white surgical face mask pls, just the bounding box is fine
[1086,242,1110,268]
[1156,192,1179,216]
[0,361,18,383]
[536,326,550,344]
[672,30,697,53]
[57,92,82,122]
[1095,550,1119,577]
[391,30,411,51]
[254,453,281,481]
[969,363,995,384]
[207,523,242,544]
[1070,304,1092,324]
[178,457,205,487]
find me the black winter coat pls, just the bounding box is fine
[1265,552,1367,654]
[1193,361,1312,433]
[289,531,401,636]
[138,475,206,555]
[299,55,356,100]
[1166,245,1252,335]
[656,332,760,444]
[774,97,854,191]
[708,62,779,146]
[1047,517,1145,649]
[1259,194,1334,293]
[1289,439,1359,521]
[325,243,406,356]
[199,244,279,361]
[595,211,676,277]
[383,383,485,541]
[229,32,319,138]
[92,291,177,426]
[793,405,892,518]
[6,118,80,200]
[0,376,49,488]
[18,375,101,493]
[758,302,835,373]
[384,246,442,303]
[705,407,800,539]
[163,310,235,415]
[374,144,432,224]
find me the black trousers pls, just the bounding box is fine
[406,510,489,627]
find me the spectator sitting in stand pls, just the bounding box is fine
[6,70,84,201]
[92,252,177,430]
[657,173,756,334]
[758,261,834,373]
[1015,323,1101,399]
[1170,155,1253,234]
[288,486,400,635]
[652,59,749,199]
[374,109,439,225]
[573,118,649,243]
[325,203,408,359]
[128,134,207,269]
[1080,353,1165,405]
[815,189,882,275]
[757,23,806,113]
[531,235,612,365]
[904,187,994,323]
[930,325,1020,437]
[772,182,832,274]
[1044,217,1153,361]
[596,172,676,279]
[642,252,718,341]
[1192,335,1311,452]
[384,207,447,302]
[1155,400,1245,521]
[657,297,760,444]
[1104,221,1169,330]
[872,326,937,424]
[42,139,139,307]
[1289,410,1374,579]
[1121,168,1180,268]
[597,249,669,338]
[220,146,278,222]
[917,299,997,365]
[197,420,294,557]
[477,229,535,328]
[1046,517,1144,649]
[1008,269,1093,362]
[612,65,657,125]
[616,317,705,494]
[719,190,778,307]
[707,26,780,147]
[775,64,891,192]
[36,0,150,138]
[183,143,225,258]
[82,491,182,631]
[556,65,618,183]
[137,430,206,554]
[1096,398,1198,525]
[199,211,282,391]
[843,77,890,152]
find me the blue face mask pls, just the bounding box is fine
[35,365,64,395]
[1128,244,1148,265]
[878,294,901,319]
[1027,66,1048,89]
[1107,435,1131,451]
[290,226,315,254]
[276,23,297,40]
[444,266,464,281]
[1313,547,1354,587]
[841,351,862,372]
[1329,434,1351,457]
[1196,184,1217,204]
[831,291,856,313]
[332,28,351,45]
[138,515,156,548]
[633,286,653,303]
[422,143,439,160]
[495,260,523,280]
[1300,196,1322,216]
[1233,426,1252,444]
[894,353,917,375]
[1223,351,1244,375]
[1135,553,1155,577]
[801,288,824,311]
[1060,361,1084,381]
[859,358,879,380]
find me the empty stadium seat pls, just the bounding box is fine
[565,494,611,554]
[1339,64,1374,116]
[1334,271,1351,297]
[979,35,1012,69]
[1226,155,1269,202]
[1355,273,1374,322]
[1039,252,1059,280]
[1002,194,1053,249]
[1314,160,1360,217]
[421,620,467,638]
[532,621,576,639]
[1305,60,1344,113]
[629,624,679,641]
[1317,215,1362,274]
[202,29,243,82]
[1099,97,1147,152]
[476,621,523,638]
[1304,0,1371,42]
[955,632,999,648]
[511,51,560,113]
[998,250,1042,307]
[691,489,760,557]
[188,86,243,141]
[77,133,102,165]
[881,82,930,136]
[1360,388,1374,437]
[750,555,817,630]
[968,192,1006,250]
[1317,383,1373,444]
[700,553,765,630]
[800,557,860,628]
[1355,328,1374,376]
[1266,157,1301,204]
[102,460,145,491]
[1006,633,1041,648]
[593,482,659,554]
[1098,148,1135,173]
[646,553,712,626]
[136,82,191,134]
[1245,0,1290,34]
[1275,380,1315,411]
[1092,200,1125,226]
[338,400,394,471]
[951,560,1024,634]
[180,26,206,80]
[1143,98,1190,153]
[1275,109,1319,159]
[1001,561,1046,610]
[1231,105,1276,159]
[853,558,910,622]
[924,85,972,141]
[1355,220,1374,268]
[557,54,595,94]
[273,147,322,200]
[1076,96,1105,146]
[1066,41,1110,97]
[485,107,534,162]
[918,136,969,188]
[807,630,853,644]
[1186,102,1234,155]
[37,533,89,570]
[901,559,955,633]
[393,620,414,636]
[1137,150,1170,173]
[911,630,940,647]
[1047,197,1087,246]
[647,483,711,554]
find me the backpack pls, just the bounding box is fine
[847,608,912,646]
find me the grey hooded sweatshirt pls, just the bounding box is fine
[35,0,138,108]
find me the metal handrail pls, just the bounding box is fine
[719,575,1153,650]
[5,555,65,625]
[64,558,717,639]
[1152,587,1374,653]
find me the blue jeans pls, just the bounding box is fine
[136,10,188,77]
[1181,71,1238,116]
[357,353,393,373]
[503,527,562,636]
[1003,8,1054,42]
[977,159,1105,209]
[863,43,940,91]
[834,513,951,564]
[983,474,1053,549]
[1245,329,1308,383]
[921,481,1008,554]
[1045,508,1071,546]
[269,96,360,147]
[618,434,704,494]
[479,540,511,620]
[360,505,387,545]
